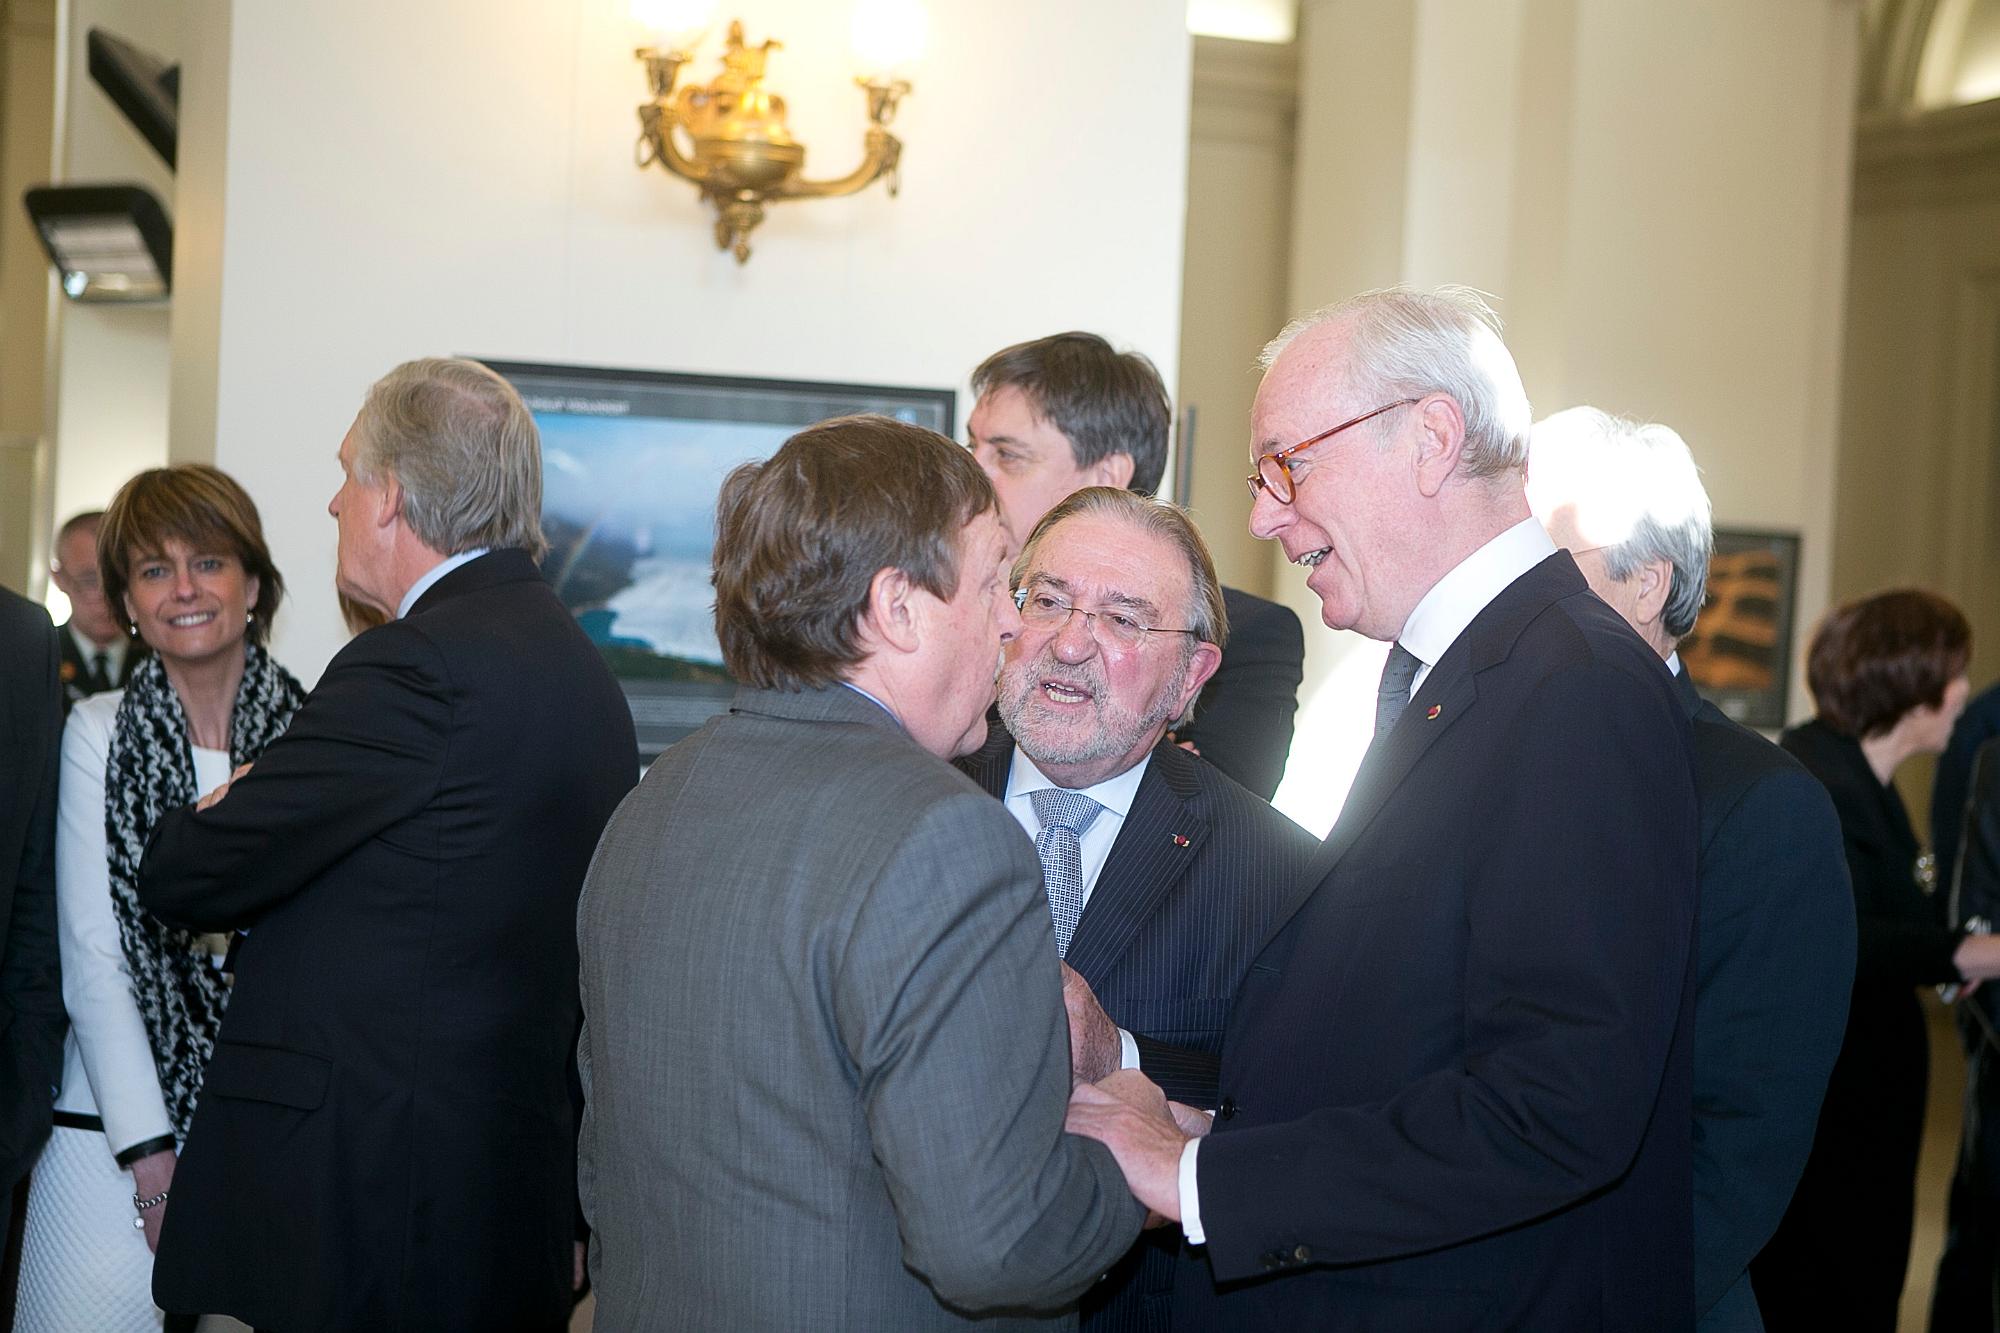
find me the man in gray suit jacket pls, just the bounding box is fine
[577,415,1144,1329]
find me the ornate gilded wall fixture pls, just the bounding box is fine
[632,7,921,263]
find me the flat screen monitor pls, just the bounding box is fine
[480,359,956,757]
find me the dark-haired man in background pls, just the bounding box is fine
[968,333,1304,799]
[578,415,1141,1328]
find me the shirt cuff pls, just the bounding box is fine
[1180,1137,1205,1245]
[1118,1027,1140,1071]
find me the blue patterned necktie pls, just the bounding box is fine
[1030,787,1104,958]
[1375,641,1423,737]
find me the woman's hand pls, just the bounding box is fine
[129,1148,176,1253]
[1952,932,2000,985]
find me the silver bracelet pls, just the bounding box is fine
[132,1188,169,1211]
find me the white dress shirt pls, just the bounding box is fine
[1002,748,1151,907]
[1177,514,1558,1245]
[1003,748,1150,1071]
[396,547,491,619]
[68,623,129,684]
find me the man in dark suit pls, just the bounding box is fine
[138,358,637,1331]
[577,417,1141,1328]
[49,511,145,713]
[1934,733,2000,1332]
[956,486,1319,1331]
[1065,287,1701,1329]
[968,332,1304,798]
[1935,682,2000,898]
[0,588,66,1264]
[1528,406,1856,1331]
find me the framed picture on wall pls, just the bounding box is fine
[479,359,956,757]
[1678,528,1802,731]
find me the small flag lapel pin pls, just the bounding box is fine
[1172,834,1190,848]
[1426,704,1442,720]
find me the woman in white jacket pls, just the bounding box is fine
[12,466,301,1332]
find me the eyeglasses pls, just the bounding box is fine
[1246,398,1419,504]
[1013,587,1198,650]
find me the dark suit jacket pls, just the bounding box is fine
[56,620,144,715]
[1177,587,1303,802]
[1671,666,1854,1331]
[1178,552,1700,1331]
[139,550,637,1332]
[958,728,1320,1332]
[1753,718,1957,1330]
[1935,682,2000,896]
[0,589,66,1242]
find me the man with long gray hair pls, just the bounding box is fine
[1526,406,1855,1332]
[139,357,637,1331]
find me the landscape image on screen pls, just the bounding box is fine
[483,361,954,753]
[540,413,784,683]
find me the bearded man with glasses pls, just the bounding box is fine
[956,484,1317,1333]
[1061,286,1703,1331]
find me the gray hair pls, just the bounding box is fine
[352,358,547,560]
[1260,285,1533,480]
[1527,406,1714,641]
[1011,486,1228,729]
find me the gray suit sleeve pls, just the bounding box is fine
[834,791,1144,1314]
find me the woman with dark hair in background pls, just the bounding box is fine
[1755,589,2000,1331]
[12,466,302,1332]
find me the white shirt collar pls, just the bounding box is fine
[1396,516,1556,673]
[69,623,126,672]
[397,548,491,620]
[839,681,902,726]
[1004,745,1151,818]
[1666,650,1682,677]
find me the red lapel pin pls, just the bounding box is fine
[1426,704,1442,720]
[1172,834,1190,847]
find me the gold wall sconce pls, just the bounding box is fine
[631,2,926,263]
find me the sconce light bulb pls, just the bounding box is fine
[631,0,718,53]
[851,0,928,80]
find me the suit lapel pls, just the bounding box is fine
[957,724,1013,800]
[1256,660,1481,949]
[1254,552,1589,957]
[1065,746,1208,985]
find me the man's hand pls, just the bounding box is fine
[1065,1069,1189,1220]
[196,762,255,812]
[129,1147,176,1253]
[1061,963,1121,1085]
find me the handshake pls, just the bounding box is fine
[1058,962,1212,1224]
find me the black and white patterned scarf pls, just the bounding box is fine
[103,642,305,1141]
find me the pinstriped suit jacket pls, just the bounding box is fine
[958,727,1318,1332]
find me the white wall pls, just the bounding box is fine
[46,0,177,535]
[175,0,1193,682]
[1270,0,1859,835]
[1178,35,1296,596]
[1842,95,2000,701]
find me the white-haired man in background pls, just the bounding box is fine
[1526,406,1856,1332]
